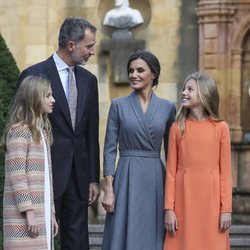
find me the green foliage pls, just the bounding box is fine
[55,234,60,249]
[0,34,20,245]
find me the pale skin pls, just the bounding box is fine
[56,28,96,67]
[26,210,39,238]
[57,28,100,204]
[102,176,115,213]
[164,79,231,236]
[26,210,58,238]
[88,182,100,206]
[102,58,155,212]
[41,86,55,114]
[165,210,232,235]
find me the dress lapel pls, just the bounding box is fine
[129,91,155,149]
[145,92,158,125]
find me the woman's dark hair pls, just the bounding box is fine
[127,50,161,87]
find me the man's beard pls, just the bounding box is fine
[72,51,89,66]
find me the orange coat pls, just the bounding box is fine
[164,119,232,250]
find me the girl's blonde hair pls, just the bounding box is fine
[176,72,221,135]
[2,75,53,147]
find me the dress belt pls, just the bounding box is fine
[120,150,160,158]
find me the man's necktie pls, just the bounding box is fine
[68,66,78,130]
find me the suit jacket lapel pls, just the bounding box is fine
[46,57,72,128]
[74,65,87,129]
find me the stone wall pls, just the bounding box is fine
[197,0,250,224]
[4,0,249,223]
[0,0,189,173]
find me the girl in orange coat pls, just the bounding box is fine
[164,72,232,250]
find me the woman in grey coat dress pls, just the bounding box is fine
[101,50,176,250]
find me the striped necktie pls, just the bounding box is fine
[68,66,78,129]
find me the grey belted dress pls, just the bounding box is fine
[102,91,176,250]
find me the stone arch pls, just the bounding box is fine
[241,30,250,137]
[230,16,250,141]
[232,15,250,51]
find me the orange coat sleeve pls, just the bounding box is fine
[219,122,232,213]
[164,123,178,210]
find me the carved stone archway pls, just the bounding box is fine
[240,31,250,135]
[231,16,250,140]
[197,0,250,224]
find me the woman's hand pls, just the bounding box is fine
[164,209,178,236]
[102,190,115,213]
[220,212,231,232]
[26,210,40,238]
[52,213,59,237]
[102,175,115,213]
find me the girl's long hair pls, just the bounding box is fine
[176,72,221,135]
[2,75,53,148]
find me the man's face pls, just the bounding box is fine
[71,28,96,65]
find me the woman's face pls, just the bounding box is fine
[181,79,201,109]
[41,86,55,114]
[128,58,154,91]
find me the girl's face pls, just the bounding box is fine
[181,79,201,109]
[128,58,154,92]
[41,86,55,114]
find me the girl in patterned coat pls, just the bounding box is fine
[2,75,58,249]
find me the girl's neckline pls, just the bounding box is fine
[187,117,210,122]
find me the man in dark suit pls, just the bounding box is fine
[17,17,100,250]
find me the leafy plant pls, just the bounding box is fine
[0,33,20,245]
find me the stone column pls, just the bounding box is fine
[197,0,250,224]
[196,1,236,126]
[100,31,145,84]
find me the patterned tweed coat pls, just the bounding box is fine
[3,124,55,250]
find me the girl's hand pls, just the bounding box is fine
[52,213,59,237]
[26,210,40,238]
[220,212,231,232]
[164,210,178,236]
[102,190,115,213]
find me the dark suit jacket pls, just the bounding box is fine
[17,56,100,200]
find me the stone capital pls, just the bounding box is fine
[196,1,236,23]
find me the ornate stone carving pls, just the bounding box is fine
[103,0,144,29]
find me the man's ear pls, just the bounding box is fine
[66,41,75,52]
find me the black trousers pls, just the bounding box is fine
[55,168,89,250]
